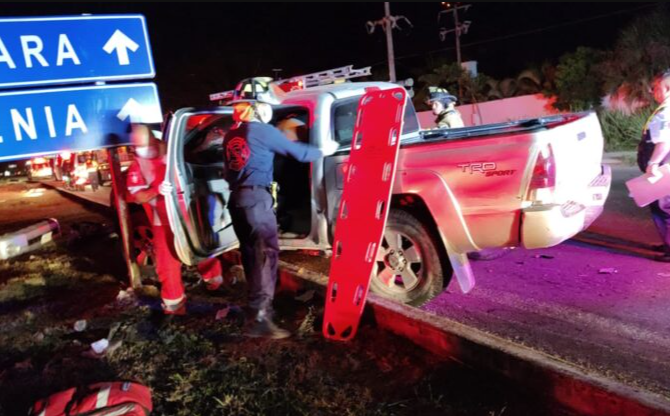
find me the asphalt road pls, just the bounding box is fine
[587,165,660,249]
[426,164,670,400]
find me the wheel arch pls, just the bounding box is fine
[391,193,453,286]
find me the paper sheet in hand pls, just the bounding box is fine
[625,163,670,207]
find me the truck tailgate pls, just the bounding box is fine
[548,112,604,204]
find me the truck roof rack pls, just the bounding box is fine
[276,65,372,89]
[209,65,372,103]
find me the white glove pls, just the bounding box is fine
[158,181,173,196]
[321,140,340,157]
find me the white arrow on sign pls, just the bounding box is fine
[117,98,162,123]
[103,30,140,66]
[117,98,143,122]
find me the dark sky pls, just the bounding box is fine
[0,2,660,111]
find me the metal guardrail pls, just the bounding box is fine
[0,218,60,260]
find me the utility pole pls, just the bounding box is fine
[438,2,472,66]
[384,3,396,82]
[453,5,462,65]
[366,3,413,83]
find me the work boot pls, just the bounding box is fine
[162,297,187,316]
[244,308,291,339]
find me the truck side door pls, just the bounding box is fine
[163,108,239,265]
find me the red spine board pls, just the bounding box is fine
[323,86,406,341]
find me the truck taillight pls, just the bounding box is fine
[526,145,556,200]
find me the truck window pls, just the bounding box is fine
[184,114,235,165]
[333,95,419,146]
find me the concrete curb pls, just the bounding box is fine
[225,253,670,416]
[40,181,113,214]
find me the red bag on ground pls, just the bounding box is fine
[28,382,152,416]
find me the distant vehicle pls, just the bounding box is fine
[3,163,23,178]
[27,158,53,181]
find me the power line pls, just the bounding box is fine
[366,2,660,68]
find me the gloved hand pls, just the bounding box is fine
[158,181,174,196]
[321,140,340,157]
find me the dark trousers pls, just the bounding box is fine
[229,188,279,311]
[650,200,670,254]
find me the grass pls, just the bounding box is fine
[598,107,654,152]
[0,243,571,416]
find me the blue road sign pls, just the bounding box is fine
[0,83,162,161]
[0,15,154,89]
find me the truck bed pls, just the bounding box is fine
[411,114,577,146]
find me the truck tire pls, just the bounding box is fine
[369,209,443,306]
[110,189,156,281]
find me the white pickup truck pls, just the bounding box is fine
[155,78,611,306]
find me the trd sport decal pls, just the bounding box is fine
[458,162,516,177]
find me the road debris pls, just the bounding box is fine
[215,306,230,321]
[73,320,87,332]
[0,218,60,260]
[91,338,109,354]
[85,338,122,359]
[295,290,315,303]
[598,268,618,274]
[115,288,137,307]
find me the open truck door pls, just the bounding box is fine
[162,108,239,265]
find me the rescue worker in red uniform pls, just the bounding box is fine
[223,98,338,338]
[126,123,224,315]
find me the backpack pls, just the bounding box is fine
[28,382,152,416]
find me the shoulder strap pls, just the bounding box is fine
[644,104,667,133]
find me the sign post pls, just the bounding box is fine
[108,147,142,288]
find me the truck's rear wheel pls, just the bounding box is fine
[370,209,443,306]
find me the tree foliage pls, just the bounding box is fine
[551,47,605,111]
[416,63,489,110]
[599,5,670,105]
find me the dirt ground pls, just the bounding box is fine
[0,182,573,415]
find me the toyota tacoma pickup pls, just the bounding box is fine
[156,77,611,306]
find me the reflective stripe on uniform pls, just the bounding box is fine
[162,295,185,311]
[644,104,667,136]
[96,384,111,409]
[127,185,150,194]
